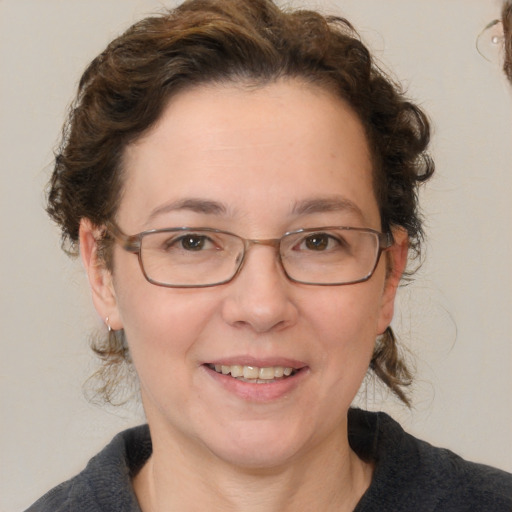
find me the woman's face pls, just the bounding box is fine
[83,80,406,469]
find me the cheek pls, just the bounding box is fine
[310,280,385,376]
[312,278,384,342]
[111,256,220,366]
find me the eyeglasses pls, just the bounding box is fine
[476,19,504,63]
[106,223,393,288]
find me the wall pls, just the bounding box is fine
[1,1,510,510]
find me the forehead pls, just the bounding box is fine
[132,79,369,156]
[119,79,378,231]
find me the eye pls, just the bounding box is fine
[162,233,217,252]
[304,234,329,251]
[300,233,344,251]
[179,234,209,251]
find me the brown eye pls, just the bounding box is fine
[180,235,206,251]
[304,234,330,251]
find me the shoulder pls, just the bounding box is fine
[349,408,512,512]
[24,425,151,512]
[415,439,512,510]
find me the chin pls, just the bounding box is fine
[216,444,300,471]
[202,420,313,470]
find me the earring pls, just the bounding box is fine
[105,317,112,332]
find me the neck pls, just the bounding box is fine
[133,420,373,512]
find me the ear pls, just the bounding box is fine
[376,227,409,335]
[79,219,122,330]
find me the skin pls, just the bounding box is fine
[80,80,408,511]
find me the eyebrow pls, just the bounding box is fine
[146,195,365,224]
[147,198,227,222]
[291,196,365,218]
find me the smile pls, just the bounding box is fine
[207,364,297,383]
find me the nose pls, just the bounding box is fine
[220,243,299,333]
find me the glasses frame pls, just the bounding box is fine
[476,19,504,63]
[105,222,394,288]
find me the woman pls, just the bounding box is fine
[27,0,512,510]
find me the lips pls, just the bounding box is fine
[208,363,296,383]
[204,359,308,401]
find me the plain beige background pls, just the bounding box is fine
[1,0,511,510]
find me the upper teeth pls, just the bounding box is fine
[212,364,294,380]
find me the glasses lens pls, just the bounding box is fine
[139,229,244,287]
[280,228,380,285]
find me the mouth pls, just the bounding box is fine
[206,363,299,384]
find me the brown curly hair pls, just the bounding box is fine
[47,0,433,406]
[503,0,512,82]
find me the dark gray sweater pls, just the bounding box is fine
[26,409,512,511]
